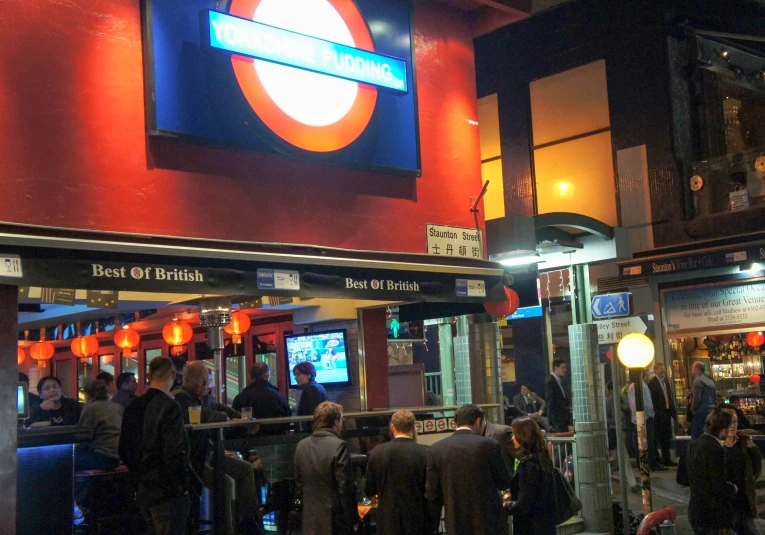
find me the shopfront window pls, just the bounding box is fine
[77,357,92,402]
[689,38,765,218]
[99,353,116,376]
[55,359,74,399]
[121,354,138,383]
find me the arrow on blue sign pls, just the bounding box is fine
[591,292,631,320]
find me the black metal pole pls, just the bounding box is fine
[213,428,225,534]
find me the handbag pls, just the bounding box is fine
[553,469,582,524]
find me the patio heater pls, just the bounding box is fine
[199,298,232,403]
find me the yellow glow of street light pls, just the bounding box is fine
[617,333,655,369]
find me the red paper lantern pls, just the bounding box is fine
[71,335,99,359]
[224,311,251,344]
[746,332,765,348]
[484,287,521,318]
[30,341,55,369]
[163,319,193,356]
[750,374,761,384]
[114,327,141,357]
[17,347,25,366]
[606,349,613,361]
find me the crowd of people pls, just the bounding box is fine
[18,357,575,535]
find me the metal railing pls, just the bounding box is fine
[548,435,581,502]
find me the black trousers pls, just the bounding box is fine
[654,411,672,464]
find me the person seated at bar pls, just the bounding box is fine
[96,371,115,398]
[294,361,327,432]
[295,401,360,535]
[27,375,81,426]
[75,379,122,471]
[173,361,262,535]
[232,362,291,434]
[112,372,138,409]
[513,382,550,431]
[19,372,42,411]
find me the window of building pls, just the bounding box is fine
[478,94,506,221]
[529,60,617,227]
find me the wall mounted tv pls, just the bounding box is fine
[285,330,351,388]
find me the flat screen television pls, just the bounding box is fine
[18,382,29,420]
[285,330,351,388]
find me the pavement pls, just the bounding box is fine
[610,462,765,535]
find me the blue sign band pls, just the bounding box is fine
[204,10,408,94]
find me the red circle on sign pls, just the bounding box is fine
[437,420,446,430]
[484,287,520,318]
[425,421,434,431]
[228,0,378,152]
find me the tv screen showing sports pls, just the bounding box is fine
[18,382,29,419]
[286,330,351,388]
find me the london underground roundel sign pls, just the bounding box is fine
[207,0,407,153]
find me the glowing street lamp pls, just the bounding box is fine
[617,333,655,515]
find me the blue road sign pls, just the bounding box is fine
[591,292,631,320]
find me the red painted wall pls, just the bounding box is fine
[0,0,483,253]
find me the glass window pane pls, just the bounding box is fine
[478,94,502,160]
[481,159,505,221]
[56,360,74,399]
[530,59,610,146]
[99,354,116,376]
[145,348,164,376]
[533,131,617,227]
[78,358,93,402]
[226,356,247,400]
[122,355,138,382]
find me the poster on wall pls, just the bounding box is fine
[142,0,420,175]
[663,281,765,336]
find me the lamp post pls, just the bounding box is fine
[617,332,655,516]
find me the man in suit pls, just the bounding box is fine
[513,382,549,431]
[482,418,518,477]
[365,409,432,535]
[426,404,512,535]
[545,358,572,433]
[232,362,291,434]
[295,401,360,535]
[677,408,738,534]
[648,363,677,466]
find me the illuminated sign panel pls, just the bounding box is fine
[204,11,408,93]
[144,0,419,175]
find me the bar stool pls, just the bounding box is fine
[73,465,135,535]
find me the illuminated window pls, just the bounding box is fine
[530,60,617,226]
[478,94,506,220]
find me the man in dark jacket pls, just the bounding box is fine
[513,382,549,430]
[648,363,677,466]
[173,361,261,535]
[690,361,717,439]
[545,358,572,432]
[365,409,432,535]
[677,408,738,534]
[295,401,360,535]
[119,356,191,535]
[426,404,512,535]
[482,419,518,477]
[232,362,291,434]
[112,372,137,409]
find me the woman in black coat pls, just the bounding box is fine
[505,417,557,535]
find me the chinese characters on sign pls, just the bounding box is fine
[426,225,484,259]
[595,316,648,345]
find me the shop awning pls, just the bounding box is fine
[618,231,765,279]
[0,224,519,305]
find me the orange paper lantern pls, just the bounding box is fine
[114,327,141,357]
[224,311,251,344]
[17,347,25,366]
[71,335,99,359]
[484,287,521,318]
[746,332,765,348]
[163,319,193,356]
[30,341,55,369]
[750,374,761,384]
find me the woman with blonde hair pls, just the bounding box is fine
[505,417,557,535]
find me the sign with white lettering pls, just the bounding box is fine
[426,224,484,259]
[664,282,765,335]
[0,255,22,278]
[621,245,765,278]
[595,316,648,345]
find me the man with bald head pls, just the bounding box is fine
[233,362,291,435]
[173,361,261,535]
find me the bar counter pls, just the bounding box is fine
[17,425,93,535]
